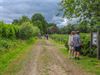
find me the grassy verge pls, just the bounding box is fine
[51,39,100,75]
[0,38,37,75]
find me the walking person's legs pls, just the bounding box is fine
[68,46,74,58]
[74,46,81,60]
[77,51,80,58]
[71,48,75,58]
[77,46,81,59]
[68,46,72,58]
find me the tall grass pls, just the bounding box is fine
[0,38,37,75]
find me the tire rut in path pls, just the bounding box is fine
[29,41,44,75]
[17,41,44,75]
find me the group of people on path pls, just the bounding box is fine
[68,31,82,60]
[38,33,49,40]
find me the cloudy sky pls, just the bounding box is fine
[0,0,60,23]
[0,0,78,26]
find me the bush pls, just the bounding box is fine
[32,26,40,36]
[18,22,40,39]
[80,34,97,57]
[0,23,19,39]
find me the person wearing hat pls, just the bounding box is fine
[73,31,82,60]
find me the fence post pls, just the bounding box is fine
[97,27,100,60]
[90,32,93,54]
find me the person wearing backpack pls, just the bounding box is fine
[73,31,82,60]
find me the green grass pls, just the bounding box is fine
[0,38,37,75]
[75,57,100,75]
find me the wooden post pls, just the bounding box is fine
[97,30,100,60]
[90,32,93,51]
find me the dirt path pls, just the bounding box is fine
[17,39,93,75]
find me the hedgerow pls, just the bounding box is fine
[18,22,40,39]
[0,21,40,53]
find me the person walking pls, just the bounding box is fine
[45,33,49,40]
[73,31,82,60]
[68,31,75,58]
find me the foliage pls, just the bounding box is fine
[48,23,59,34]
[58,22,97,34]
[59,24,75,34]
[31,13,47,34]
[12,19,19,25]
[50,34,68,44]
[32,26,40,36]
[12,16,30,25]
[18,22,40,39]
[60,0,100,27]
[0,23,19,39]
[19,16,30,24]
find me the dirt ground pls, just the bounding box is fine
[16,39,94,75]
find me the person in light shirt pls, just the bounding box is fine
[68,31,75,58]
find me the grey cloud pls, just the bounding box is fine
[0,0,59,23]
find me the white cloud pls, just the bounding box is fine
[52,16,79,27]
[52,16,68,27]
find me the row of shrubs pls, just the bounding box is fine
[0,22,40,39]
[50,34,97,57]
[0,22,40,53]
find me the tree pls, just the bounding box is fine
[77,21,90,33]
[33,20,43,33]
[18,22,40,39]
[59,24,75,34]
[19,16,30,24]
[48,23,59,34]
[12,19,19,25]
[12,16,30,25]
[61,0,100,27]
[31,13,47,34]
